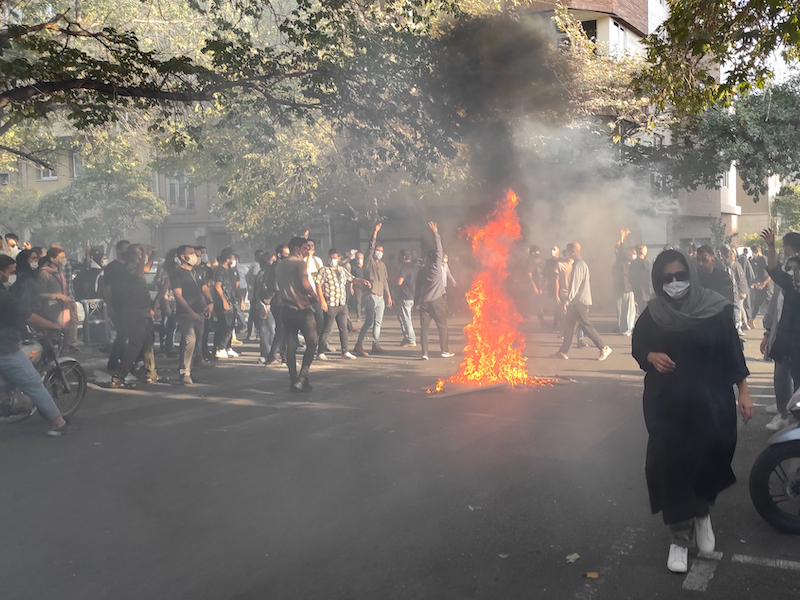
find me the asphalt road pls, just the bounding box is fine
[0,314,797,600]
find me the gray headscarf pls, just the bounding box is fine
[647,249,731,332]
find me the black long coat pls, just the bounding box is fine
[632,304,749,524]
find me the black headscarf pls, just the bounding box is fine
[647,249,730,332]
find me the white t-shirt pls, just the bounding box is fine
[306,255,324,291]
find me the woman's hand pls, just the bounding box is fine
[760,333,768,356]
[647,352,676,374]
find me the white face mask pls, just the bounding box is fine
[187,254,199,266]
[8,247,19,258]
[230,260,237,268]
[6,274,16,285]
[29,261,38,269]
[443,258,448,263]
[101,258,109,267]
[374,251,383,261]
[57,256,67,268]
[663,280,690,299]
[330,258,339,267]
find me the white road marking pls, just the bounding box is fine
[732,554,800,571]
[682,559,718,591]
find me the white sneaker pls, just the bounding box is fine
[598,346,612,361]
[342,352,357,359]
[226,348,239,358]
[766,413,792,431]
[695,515,715,554]
[765,403,779,414]
[258,356,267,365]
[441,352,455,358]
[667,544,688,573]
[317,353,328,360]
[421,355,429,360]
[215,349,228,359]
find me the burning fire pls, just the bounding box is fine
[434,190,550,391]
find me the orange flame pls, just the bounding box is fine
[449,190,549,388]
[427,378,446,394]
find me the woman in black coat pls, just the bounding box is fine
[632,249,753,573]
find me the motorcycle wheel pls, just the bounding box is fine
[43,359,87,417]
[749,440,800,534]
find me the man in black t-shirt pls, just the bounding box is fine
[173,245,214,385]
[102,239,131,371]
[193,245,215,359]
[396,250,419,346]
[212,249,238,358]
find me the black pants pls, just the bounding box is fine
[214,307,234,350]
[420,296,449,356]
[108,313,129,370]
[319,305,349,353]
[559,303,604,354]
[311,302,325,337]
[282,305,318,383]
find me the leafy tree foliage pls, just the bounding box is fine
[636,0,800,114]
[626,77,800,201]
[772,184,800,234]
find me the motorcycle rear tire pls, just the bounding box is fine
[749,440,800,534]
[43,359,86,418]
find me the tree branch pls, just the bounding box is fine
[0,144,53,169]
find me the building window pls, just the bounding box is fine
[0,172,9,185]
[612,21,627,54]
[166,175,195,211]
[580,20,597,41]
[719,171,729,188]
[71,152,86,178]
[37,166,57,181]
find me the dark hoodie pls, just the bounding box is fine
[416,231,444,304]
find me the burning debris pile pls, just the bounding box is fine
[428,190,552,394]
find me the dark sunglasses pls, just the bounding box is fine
[661,271,689,285]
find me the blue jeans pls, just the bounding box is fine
[0,349,61,421]
[397,299,416,343]
[357,294,385,347]
[258,310,276,358]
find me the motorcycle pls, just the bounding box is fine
[749,390,800,534]
[0,331,87,424]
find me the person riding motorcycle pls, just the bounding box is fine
[0,287,75,436]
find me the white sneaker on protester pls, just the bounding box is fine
[766,413,792,431]
[765,404,779,414]
[342,352,357,359]
[441,352,455,358]
[226,349,239,358]
[667,544,688,573]
[598,346,612,361]
[258,357,266,365]
[695,515,715,554]
[317,353,328,360]
[215,349,228,359]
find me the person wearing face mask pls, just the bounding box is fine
[212,249,239,359]
[36,247,75,331]
[761,229,800,430]
[10,249,42,312]
[172,245,214,385]
[632,248,753,574]
[353,221,392,356]
[0,255,15,290]
[193,245,216,360]
[315,248,371,360]
[1,233,21,258]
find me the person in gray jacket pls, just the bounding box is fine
[552,242,612,361]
